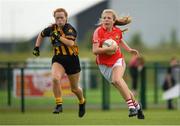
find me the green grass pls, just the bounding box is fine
[0,46,180,62]
[0,86,169,109]
[0,109,180,125]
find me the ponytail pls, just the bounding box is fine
[114,16,132,26]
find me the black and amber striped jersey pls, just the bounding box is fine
[41,23,79,56]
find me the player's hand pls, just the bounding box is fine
[106,44,118,55]
[129,49,139,56]
[51,31,61,40]
[33,47,40,56]
[110,44,118,52]
[51,31,63,46]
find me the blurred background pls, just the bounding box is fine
[0,0,180,116]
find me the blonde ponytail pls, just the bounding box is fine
[114,16,132,26]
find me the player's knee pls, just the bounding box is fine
[112,78,121,85]
[52,73,62,81]
[71,88,78,94]
[52,76,60,84]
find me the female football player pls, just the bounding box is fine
[92,9,144,119]
[33,8,85,117]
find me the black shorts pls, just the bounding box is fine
[52,55,81,75]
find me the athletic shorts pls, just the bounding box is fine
[52,55,81,75]
[98,58,125,83]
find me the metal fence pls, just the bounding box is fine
[0,61,179,113]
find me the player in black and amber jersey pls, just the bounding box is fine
[41,23,79,56]
[33,8,85,117]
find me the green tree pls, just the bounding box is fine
[129,32,145,50]
[170,28,178,48]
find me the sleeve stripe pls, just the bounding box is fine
[93,28,100,43]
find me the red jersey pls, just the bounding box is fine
[92,25,123,66]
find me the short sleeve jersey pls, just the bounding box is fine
[41,23,79,56]
[92,25,123,66]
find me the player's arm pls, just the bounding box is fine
[33,33,44,56]
[92,30,117,55]
[51,31,75,47]
[33,27,51,56]
[56,25,77,47]
[92,42,117,55]
[35,33,44,47]
[59,36,75,47]
[92,42,107,55]
[120,39,139,56]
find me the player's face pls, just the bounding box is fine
[54,12,67,27]
[102,12,115,30]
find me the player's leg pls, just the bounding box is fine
[51,62,65,114]
[129,91,145,119]
[68,72,86,117]
[111,60,137,117]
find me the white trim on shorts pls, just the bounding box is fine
[98,58,125,83]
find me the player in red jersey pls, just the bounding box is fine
[92,9,144,119]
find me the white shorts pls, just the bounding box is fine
[98,58,125,83]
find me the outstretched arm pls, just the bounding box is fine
[35,33,44,47]
[33,33,44,56]
[120,39,139,56]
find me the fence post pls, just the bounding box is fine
[140,66,147,109]
[7,62,12,106]
[21,67,25,113]
[102,76,110,110]
[154,62,158,104]
[81,62,86,98]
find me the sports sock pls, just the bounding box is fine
[126,99,135,109]
[133,100,140,110]
[79,98,85,104]
[55,97,63,105]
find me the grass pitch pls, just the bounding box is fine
[0,109,180,125]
